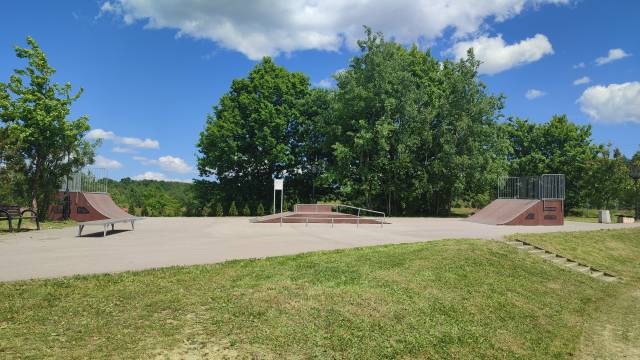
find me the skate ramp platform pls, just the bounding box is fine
[49,192,139,222]
[467,199,563,226]
[252,204,387,225]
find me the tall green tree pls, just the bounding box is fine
[503,115,600,208]
[584,147,632,209]
[197,57,311,206]
[0,37,95,217]
[330,28,508,215]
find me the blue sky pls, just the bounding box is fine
[2,1,639,181]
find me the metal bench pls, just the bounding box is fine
[0,204,39,232]
[78,217,144,237]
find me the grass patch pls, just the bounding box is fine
[449,207,476,218]
[566,208,635,223]
[0,237,622,359]
[565,216,599,223]
[512,228,640,359]
[0,219,75,235]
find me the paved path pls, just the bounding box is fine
[1,217,637,282]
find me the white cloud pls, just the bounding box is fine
[119,136,160,149]
[573,62,585,69]
[595,48,631,65]
[112,146,136,153]
[447,34,553,75]
[314,78,334,89]
[573,76,591,85]
[577,82,640,123]
[525,89,546,100]
[86,129,116,140]
[86,128,159,149]
[94,155,123,169]
[133,155,193,173]
[132,171,192,183]
[99,0,568,60]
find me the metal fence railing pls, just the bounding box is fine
[59,168,109,193]
[291,203,386,228]
[497,174,565,200]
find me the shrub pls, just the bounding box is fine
[242,204,251,216]
[228,201,238,216]
[215,203,224,217]
[256,203,265,216]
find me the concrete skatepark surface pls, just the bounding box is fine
[1,217,638,282]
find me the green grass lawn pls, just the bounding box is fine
[0,230,638,359]
[512,228,640,359]
[566,208,635,223]
[449,207,477,217]
[0,219,75,234]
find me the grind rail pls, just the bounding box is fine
[288,203,386,228]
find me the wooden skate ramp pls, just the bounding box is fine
[82,192,133,220]
[467,199,540,225]
[48,192,135,222]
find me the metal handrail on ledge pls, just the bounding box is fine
[280,215,385,228]
[293,203,386,227]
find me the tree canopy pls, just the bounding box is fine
[197,28,510,215]
[0,37,95,217]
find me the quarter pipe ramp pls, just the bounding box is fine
[466,199,563,226]
[48,192,134,222]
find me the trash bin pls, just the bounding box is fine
[598,210,611,224]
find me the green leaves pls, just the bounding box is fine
[197,57,312,205]
[330,30,507,214]
[0,37,95,217]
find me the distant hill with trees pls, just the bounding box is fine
[107,178,195,217]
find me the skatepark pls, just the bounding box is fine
[3,171,637,281]
[1,215,637,282]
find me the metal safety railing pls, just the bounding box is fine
[497,174,565,200]
[279,215,386,228]
[59,168,109,193]
[289,203,386,228]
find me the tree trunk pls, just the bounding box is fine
[31,185,38,213]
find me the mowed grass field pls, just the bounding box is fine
[0,229,638,359]
[513,228,640,359]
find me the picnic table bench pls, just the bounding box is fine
[78,217,144,237]
[0,204,39,232]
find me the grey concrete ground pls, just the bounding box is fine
[1,217,638,282]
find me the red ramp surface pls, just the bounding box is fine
[82,192,132,219]
[467,199,563,226]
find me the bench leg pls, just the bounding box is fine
[78,225,84,237]
[17,218,22,231]
[103,224,107,237]
[111,223,115,231]
[131,220,135,230]
[6,218,12,232]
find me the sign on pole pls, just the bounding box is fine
[273,178,284,214]
[274,179,284,190]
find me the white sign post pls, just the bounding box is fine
[273,178,284,214]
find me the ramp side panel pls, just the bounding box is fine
[505,199,564,225]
